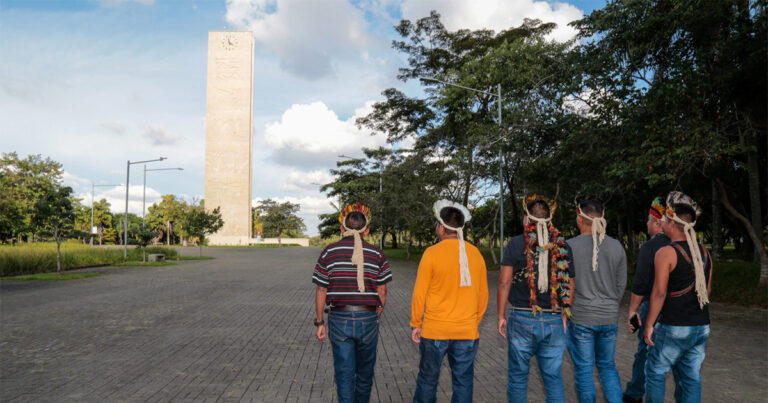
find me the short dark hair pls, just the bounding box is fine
[344,211,367,230]
[672,203,696,224]
[526,200,550,219]
[439,207,465,234]
[579,199,604,217]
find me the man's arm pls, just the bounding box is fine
[477,254,489,325]
[376,284,387,316]
[497,265,513,338]
[315,285,327,342]
[644,246,675,346]
[410,253,432,343]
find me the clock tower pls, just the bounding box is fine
[204,31,254,245]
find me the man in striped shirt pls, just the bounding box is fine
[312,203,392,403]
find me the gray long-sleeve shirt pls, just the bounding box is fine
[566,234,627,326]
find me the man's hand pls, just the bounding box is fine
[628,311,642,332]
[497,317,507,339]
[562,314,568,334]
[644,325,654,346]
[377,306,383,317]
[316,325,327,342]
[411,327,421,343]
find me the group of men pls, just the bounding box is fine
[312,191,712,403]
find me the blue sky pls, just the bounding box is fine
[0,0,602,235]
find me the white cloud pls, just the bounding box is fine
[61,170,92,189]
[263,101,388,168]
[102,122,127,135]
[399,0,584,42]
[225,0,379,79]
[142,124,183,146]
[279,169,333,193]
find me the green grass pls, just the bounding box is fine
[710,261,767,308]
[1,272,102,281]
[0,243,179,276]
[111,261,178,267]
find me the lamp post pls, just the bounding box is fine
[420,77,505,261]
[142,166,184,229]
[338,154,384,250]
[90,182,121,247]
[124,157,166,258]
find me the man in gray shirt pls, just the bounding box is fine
[566,198,627,403]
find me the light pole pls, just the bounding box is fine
[142,166,184,229]
[90,182,120,247]
[420,77,505,261]
[338,154,385,249]
[124,157,166,258]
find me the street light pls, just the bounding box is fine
[124,157,166,258]
[142,166,184,229]
[420,76,505,261]
[339,154,384,250]
[90,182,121,247]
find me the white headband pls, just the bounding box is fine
[433,200,472,287]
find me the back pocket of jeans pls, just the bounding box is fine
[549,323,565,348]
[511,321,534,347]
[362,321,379,344]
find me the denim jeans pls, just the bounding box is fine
[413,338,479,403]
[566,322,622,403]
[506,310,566,403]
[328,310,379,403]
[624,300,650,399]
[645,324,710,403]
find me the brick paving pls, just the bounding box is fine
[1,247,766,402]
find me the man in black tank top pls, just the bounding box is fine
[643,193,713,403]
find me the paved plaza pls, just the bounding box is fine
[1,247,766,402]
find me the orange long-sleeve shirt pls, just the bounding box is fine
[410,239,489,340]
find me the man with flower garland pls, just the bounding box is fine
[497,195,574,403]
[312,203,393,403]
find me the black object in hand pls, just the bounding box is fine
[630,314,641,333]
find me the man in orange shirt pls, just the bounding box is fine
[410,200,489,403]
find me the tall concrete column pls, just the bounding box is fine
[205,31,254,245]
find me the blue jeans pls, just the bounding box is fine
[624,300,650,399]
[506,310,566,403]
[566,322,622,403]
[414,338,479,403]
[328,311,379,403]
[645,324,710,403]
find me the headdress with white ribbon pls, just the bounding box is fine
[339,203,371,293]
[523,196,556,293]
[433,200,472,287]
[576,200,607,271]
[665,191,709,309]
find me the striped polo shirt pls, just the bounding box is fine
[312,236,392,306]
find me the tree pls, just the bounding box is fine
[0,152,63,242]
[145,195,187,245]
[31,186,77,275]
[182,204,224,256]
[255,199,306,247]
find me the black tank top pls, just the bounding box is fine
[659,242,711,326]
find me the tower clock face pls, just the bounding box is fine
[221,35,239,50]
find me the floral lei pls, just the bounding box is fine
[524,222,572,317]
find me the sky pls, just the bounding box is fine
[0,0,603,236]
